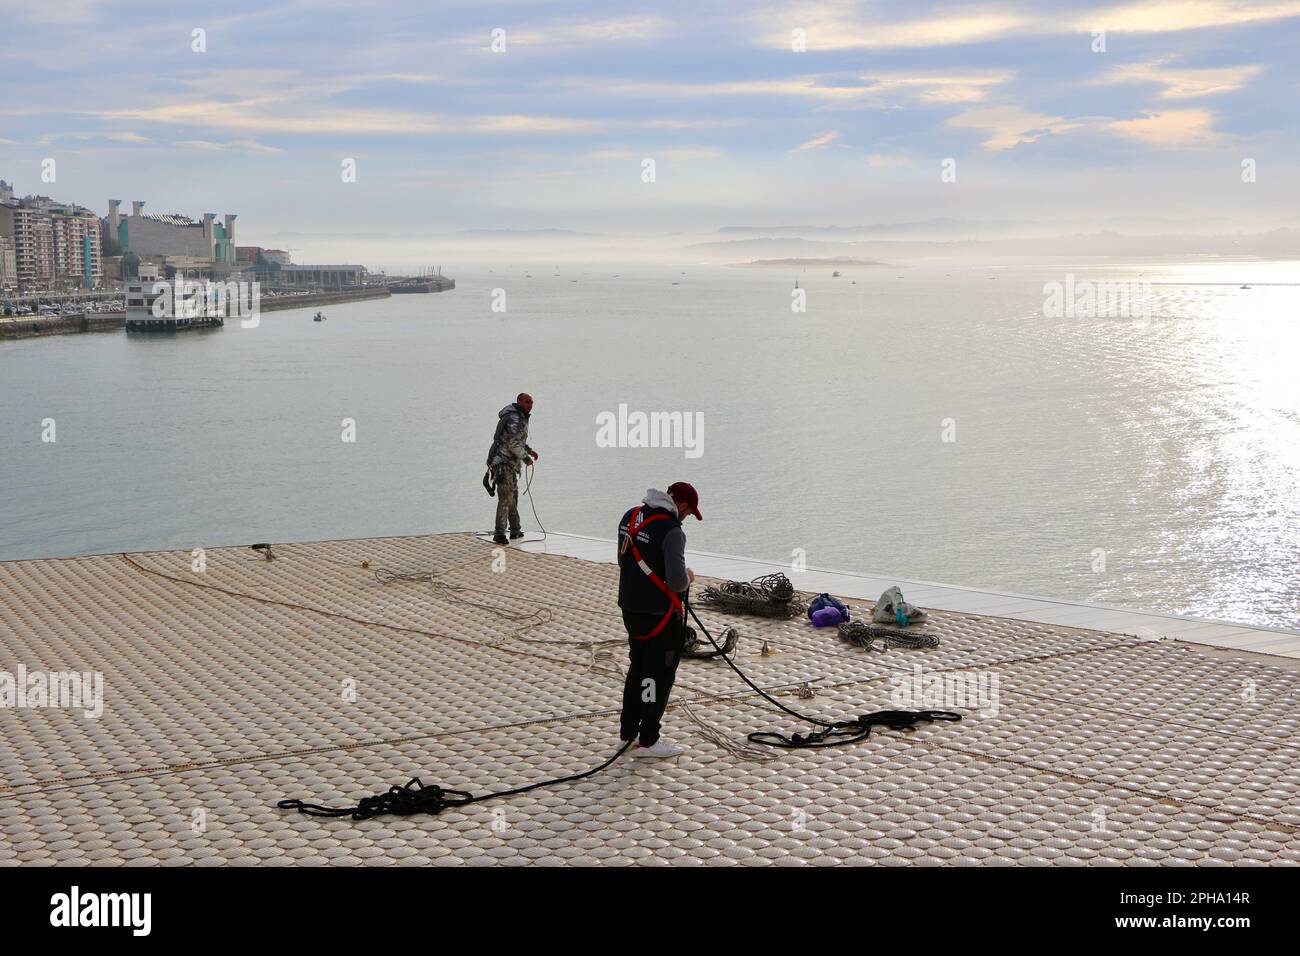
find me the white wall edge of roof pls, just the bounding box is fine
[520,531,1300,659]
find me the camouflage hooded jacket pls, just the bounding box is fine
[486,403,534,472]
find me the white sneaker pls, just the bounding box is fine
[633,740,684,758]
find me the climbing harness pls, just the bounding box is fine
[698,572,807,618]
[838,619,941,651]
[619,505,682,640]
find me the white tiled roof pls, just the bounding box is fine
[1,532,1296,865]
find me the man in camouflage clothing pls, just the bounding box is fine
[486,393,539,544]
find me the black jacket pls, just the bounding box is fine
[617,492,688,614]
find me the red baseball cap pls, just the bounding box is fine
[667,481,702,520]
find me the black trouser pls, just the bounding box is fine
[619,608,686,746]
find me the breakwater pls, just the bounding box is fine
[0,313,125,340]
[260,287,392,312]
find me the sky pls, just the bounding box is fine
[2,0,1299,267]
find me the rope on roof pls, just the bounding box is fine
[698,572,807,618]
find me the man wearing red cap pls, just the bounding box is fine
[616,482,701,757]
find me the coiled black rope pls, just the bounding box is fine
[278,594,960,823]
[682,623,738,659]
[698,572,807,618]
[838,619,941,651]
[746,710,959,749]
[684,600,960,748]
[278,740,632,821]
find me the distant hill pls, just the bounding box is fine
[686,229,1300,261]
[452,228,609,238]
[716,218,1023,238]
[734,256,888,268]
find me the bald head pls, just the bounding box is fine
[516,393,534,413]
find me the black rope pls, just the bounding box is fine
[684,600,961,748]
[682,623,738,659]
[278,740,632,821]
[277,593,961,823]
[746,710,961,749]
[838,619,941,651]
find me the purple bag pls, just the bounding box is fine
[810,605,847,628]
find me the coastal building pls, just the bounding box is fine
[0,186,102,290]
[107,200,237,267]
[0,236,16,291]
[257,262,366,288]
[124,261,226,331]
[235,246,291,266]
[49,203,102,289]
[0,200,55,290]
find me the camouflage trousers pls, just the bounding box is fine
[493,463,521,536]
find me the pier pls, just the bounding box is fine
[1,531,1296,866]
[387,276,456,294]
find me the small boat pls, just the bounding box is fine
[313,312,325,322]
[1240,284,1251,289]
[832,270,841,277]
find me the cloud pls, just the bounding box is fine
[573,76,871,100]
[760,0,1300,50]
[563,69,1012,107]
[951,103,1224,150]
[461,15,669,51]
[797,131,840,150]
[767,3,1029,49]
[172,138,284,154]
[1106,107,1221,145]
[947,106,1086,150]
[96,99,604,136]
[865,153,915,167]
[1092,0,1300,33]
[856,70,1015,105]
[1099,58,1263,98]
[588,146,724,161]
